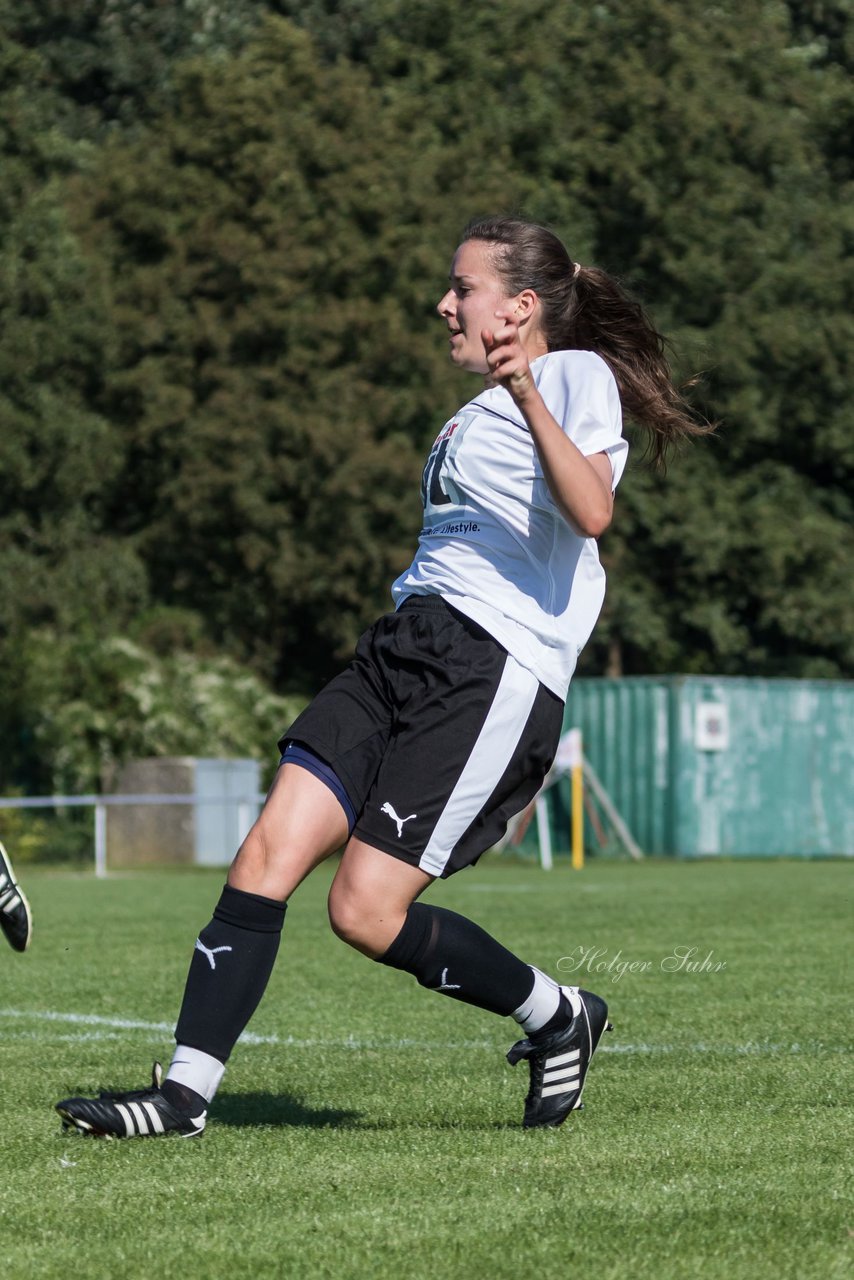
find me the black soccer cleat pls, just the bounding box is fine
[0,840,32,953]
[507,986,612,1129]
[56,1063,207,1139]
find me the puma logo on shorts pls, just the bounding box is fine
[380,802,417,838]
[279,596,563,878]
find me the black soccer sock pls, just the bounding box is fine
[174,884,286,1064]
[378,902,535,1016]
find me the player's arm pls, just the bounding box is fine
[483,314,614,538]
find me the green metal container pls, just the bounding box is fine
[564,676,854,858]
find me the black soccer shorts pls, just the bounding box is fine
[280,595,563,878]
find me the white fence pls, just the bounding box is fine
[0,793,265,878]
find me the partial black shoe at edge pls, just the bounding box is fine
[0,840,32,953]
[507,985,612,1128]
[56,1063,207,1139]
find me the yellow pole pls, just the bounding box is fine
[561,727,584,870]
[571,759,584,870]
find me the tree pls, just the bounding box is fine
[70,18,455,688]
[0,24,152,788]
[1,0,260,130]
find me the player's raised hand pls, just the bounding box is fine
[482,311,537,406]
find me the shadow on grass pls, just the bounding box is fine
[213,1092,361,1129]
[212,1094,523,1132]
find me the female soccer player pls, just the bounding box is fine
[57,216,708,1137]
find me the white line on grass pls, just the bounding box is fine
[0,1008,843,1056]
[0,1007,493,1050]
[1,1008,174,1033]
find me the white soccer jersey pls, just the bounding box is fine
[391,349,628,699]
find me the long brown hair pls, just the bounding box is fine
[462,215,713,466]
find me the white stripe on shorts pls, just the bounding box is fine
[418,654,540,877]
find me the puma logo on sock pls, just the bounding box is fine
[194,939,233,970]
[380,802,417,839]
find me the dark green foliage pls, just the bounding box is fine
[1,0,260,129]
[76,20,446,684]
[0,1,851,790]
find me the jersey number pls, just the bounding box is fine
[421,438,453,508]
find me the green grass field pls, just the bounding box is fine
[1,858,850,1279]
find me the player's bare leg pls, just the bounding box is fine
[327,838,434,957]
[230,762,350,899]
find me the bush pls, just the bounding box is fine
[16,629,308,796]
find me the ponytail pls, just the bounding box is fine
[462,216,714,466]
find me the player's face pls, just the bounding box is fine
[437,240,517,374]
